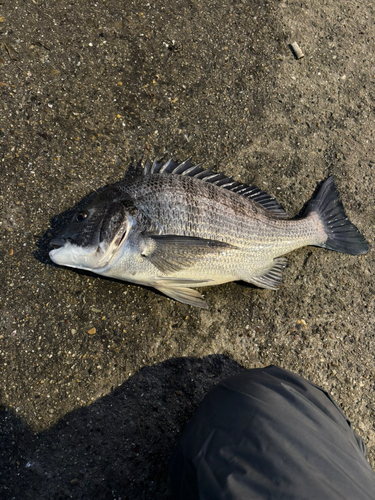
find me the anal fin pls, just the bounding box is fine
[247,257,288,290]
[153,277,211,308]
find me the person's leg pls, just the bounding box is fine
[169,365,375,500]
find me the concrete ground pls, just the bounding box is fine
[0,0,374,498]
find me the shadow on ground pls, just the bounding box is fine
[0,355,244,500]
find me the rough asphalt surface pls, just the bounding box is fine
[0,0,374,498]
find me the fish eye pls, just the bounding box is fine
[76,211,88,222]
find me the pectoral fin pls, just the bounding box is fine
[141,235,234,273]
[153,277,212,308]
[246,257,288,290]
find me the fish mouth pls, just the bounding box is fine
[49,241,98,270]
[48,229,127,268]
[49,218,132,271]
[50,237,67,250]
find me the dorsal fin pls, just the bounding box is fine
[144,157,289,218]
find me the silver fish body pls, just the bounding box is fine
[49,158,369,307]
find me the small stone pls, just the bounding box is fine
[87,327,96,335]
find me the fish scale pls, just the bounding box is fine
[122,176,264,242]
[122,175,319,254]
[49,158,369,308]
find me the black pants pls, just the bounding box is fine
[169,366,375,500]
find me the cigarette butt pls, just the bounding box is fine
[291,42,304,59]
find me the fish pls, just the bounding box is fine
[49,157,369,308]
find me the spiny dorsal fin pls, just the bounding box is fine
[144,157,289,218]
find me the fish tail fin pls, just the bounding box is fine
[305,176,369,255]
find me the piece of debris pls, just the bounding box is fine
[290,41,304,60]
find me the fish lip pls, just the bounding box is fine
[50,237,66,249]
[49,243,68,262]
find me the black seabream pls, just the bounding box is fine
[49,158,369,308]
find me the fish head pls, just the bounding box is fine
[49,187,135,271]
